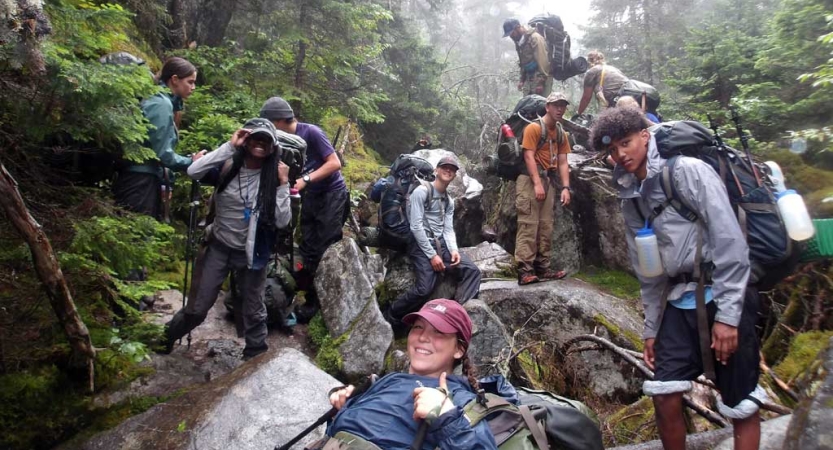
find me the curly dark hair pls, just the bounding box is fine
[590,107,651,152]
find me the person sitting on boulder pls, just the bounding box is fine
[590,107,764,450]
[318,299,497,450]
[163,118,291,359]
[383,155,481,327]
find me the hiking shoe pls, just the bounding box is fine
[156,328,176,355]
[242,345,268,361]
[536,269,567,281]
[518,273,540,286]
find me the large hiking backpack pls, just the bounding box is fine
[464,381,603,450]
[224,255,296,329]
[618,79,661,114]
[528,14,588,81]
[374,154,438,250]
[493,95,565,181]
[650,120,799,290]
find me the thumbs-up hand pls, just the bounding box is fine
[412,372,454,422]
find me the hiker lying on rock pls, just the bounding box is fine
[163,118,291,359]
[383,154,481,327]
[591,107,765,450]
[313,299,497,450]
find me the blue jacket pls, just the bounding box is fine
[328,373,497,450]
[126,84,192,178]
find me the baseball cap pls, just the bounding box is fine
[242,118,278,146]
[502,19,520,38]
[437,155,460,170]
[546,92,570,105]
[259,96,295,121]
[403,299,473,349]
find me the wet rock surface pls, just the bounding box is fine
[77,348,341,450]
[783,337,833,450]
[478,278,644,401]
[315,239,392,379]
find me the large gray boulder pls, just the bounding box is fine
[315,238,392,379]
[77,348,341,450]
[783,337,833,450]
[466,299,512,376]
[713,414,793,450]
[478,159,632,275]
[382,241,514,304]
[478,278,644,401]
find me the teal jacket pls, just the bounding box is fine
[125,85,191,178]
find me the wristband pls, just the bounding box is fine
[561,186,573,194]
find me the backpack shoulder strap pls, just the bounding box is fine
[462,393,515,426]
[519,405,550,450]
[660,156,699,222]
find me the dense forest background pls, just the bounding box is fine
[1,0,832,448]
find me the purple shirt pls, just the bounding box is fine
[295,122,346,193]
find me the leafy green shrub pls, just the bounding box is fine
[63,215,176,278]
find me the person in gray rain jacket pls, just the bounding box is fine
[163,118,291,359]
[591,107,765,450]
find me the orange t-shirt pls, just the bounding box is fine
[521,121,571,171]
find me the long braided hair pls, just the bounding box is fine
[216,136,281,230]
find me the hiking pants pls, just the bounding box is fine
[514,174,556,275]
[389,236,481,320]
[299,188,349,275]
[522,71,553,97]
[166,240,268,356]
[113,171,160,219]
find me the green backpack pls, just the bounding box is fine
[463,388,603,450]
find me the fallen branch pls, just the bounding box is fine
[0,161,95,392]
[760,353,800,402]
[563,335,728,427]
[563,334,792,420]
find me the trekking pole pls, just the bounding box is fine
[274,375,377,450]
[180,179,200,349]
[707,114,745,195]
[730,107,763,187]
[410,421,429,450]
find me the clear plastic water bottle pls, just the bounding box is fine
[776,189,815,241]
[635,225,664,277]
[764,161,787,193]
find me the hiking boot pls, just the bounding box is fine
[156,327,176,355]
[536,269,567,281]
[242,345,268,361]
[518,273,540,286]
[383,307,409,336]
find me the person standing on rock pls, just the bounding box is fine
[383,155,481,327]
[591,107,764,450]
[163,119,291,359]
[514,92,572,286]
[503,18,552,96]
[259,97,348,323]
[320,299,497,450]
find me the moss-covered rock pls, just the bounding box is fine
[603,396,658,447]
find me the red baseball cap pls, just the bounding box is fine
[403,299,472,349]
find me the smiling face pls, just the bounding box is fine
[245,132,274,160]
[435,164,458,184]
[608,129,650,179]
[407,317,464,378]
[169,72,197,99]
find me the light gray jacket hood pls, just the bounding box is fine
[613,134,750,339]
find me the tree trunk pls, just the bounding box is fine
[294,1,310,91]
[167,0,188,48]
[193,0,236,47]
[0,163,96,392]
[9,0,52,77]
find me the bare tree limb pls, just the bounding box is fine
[0,162,95,392]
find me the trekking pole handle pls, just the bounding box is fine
[410,421,429,450]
